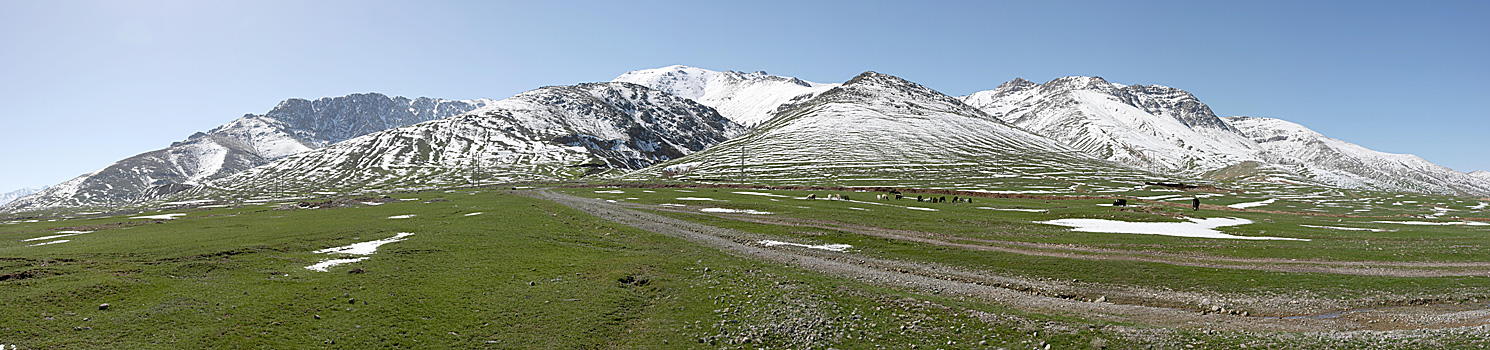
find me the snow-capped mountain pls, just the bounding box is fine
[962,76,1261,173]
[0,187,42,206]
[1473,171,1490,182]
[2,93,493,213]
[191,82,739,197]
[613,65,837,128]
[1226,116,1490,196]
[627,71,1146,189]
[961,76,1490,196]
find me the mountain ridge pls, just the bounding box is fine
[186,82,739,198]
[961,76,1490,196]
[1,93,493,213]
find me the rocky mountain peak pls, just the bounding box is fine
[1040,76,1114,93]
[996,77,1038,91]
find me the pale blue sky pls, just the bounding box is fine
[2,0,1486,191]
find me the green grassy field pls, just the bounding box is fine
[4,185,1489,349]
[0,190,1154,349]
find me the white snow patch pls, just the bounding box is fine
[677,197,717,201]
[132,213,187,220]
[1471,202,1488,210]
[848,207,870,211]
[658,203,687,207]
[758,240,852,252]
[387,215,416,219]
[22,231,93,242]
[1038,217,1308,241]
[700,208,773,215]
[362,202,384,206]
[28,240,69,247]
[905,207,938,211]
[305,258,370,272]
[314,232,416,255]
[594,190,625,194]
[306,232,415,271]
[463,212,483,216]
[1228,199,1276,209]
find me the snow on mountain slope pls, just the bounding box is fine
[2,93,493,213]
[613,65,837,128]
[192,82,739,197]
[1473,171,1490,181]
[962,76,1261,173]
[1227,116,1490,196]
[963,76,1490,196]
[628,71,1151,191]
[0,187,43,206]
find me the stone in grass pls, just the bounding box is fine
[348,267,365,274]
[98,303,110,311]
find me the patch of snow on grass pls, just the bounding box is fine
[1038,217,1308,241]
[22,231,93,242]
[362,202,384,206]
[700,208,773,215]
[314,232,415,255]
[464,212,483,216]
[132,213,187,220]
[849,207,870,211]
[28,240,69,247]
[305,232,415,271]
[758,240,852,252]
[388,215,416,219]
[658,203,687,207]
[905,207,938,211]
[594,190,625,194]
[677,197,717,201]
[1471,202,1488,210]
[306,258,370,272]
[1228,199,1276,209]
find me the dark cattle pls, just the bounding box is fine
[1192,198,1200,211]
[1113,199,1128,207]
[917,195,923,202]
